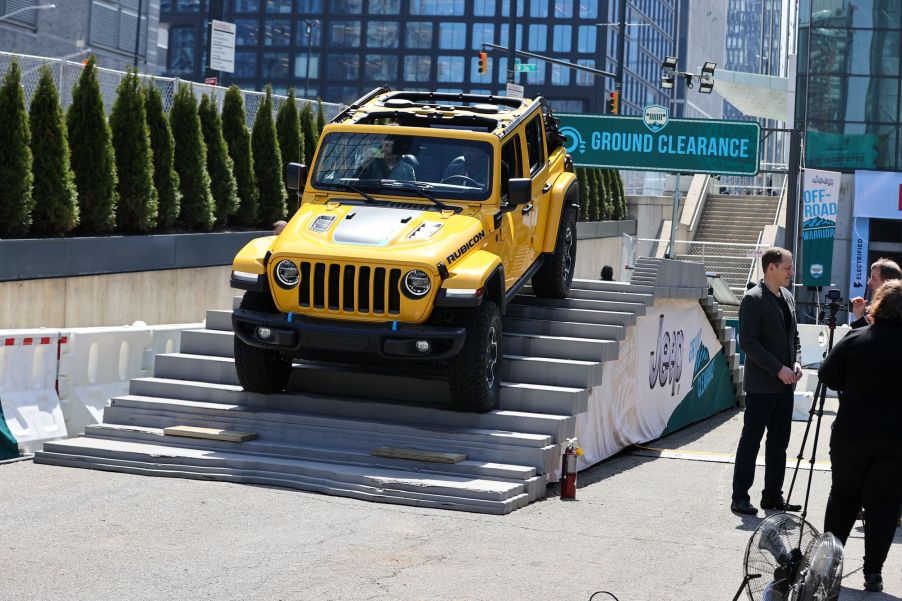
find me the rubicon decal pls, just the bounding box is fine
[446,231,486,264]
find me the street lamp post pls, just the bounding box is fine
[0,3,55,24]
[303,19,318,98]
[133,0,143,67]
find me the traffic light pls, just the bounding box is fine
[478,51,488,75]
[607,90,620,115]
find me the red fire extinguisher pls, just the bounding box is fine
[560,439,582,500]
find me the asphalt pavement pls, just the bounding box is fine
[1,397,899,601]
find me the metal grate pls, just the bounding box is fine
[298,261,401,316]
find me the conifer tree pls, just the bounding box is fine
[0,61,34,238]
[144,82,181,229]
[598,167,612,220]
[576,168,589,221]
[252,85,286,225]
[110,68,158,232]
[222,85,258,225]
[276,89,302,199]
[615,170,628,219]
[300,101,317,165]
[170,83,214,230]
[199,94,239,225]
[585,167,598,222]
[67,56,118,234]
[30,66,79,235]
[315,98,326,136]
[609,169,625,220]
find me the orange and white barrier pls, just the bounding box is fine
[57,325,153,436]
[0,330,68,454]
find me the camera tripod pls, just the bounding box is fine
[784,292,843,541]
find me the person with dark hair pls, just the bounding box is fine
[731,246,803,516]
[600,265,614,281]
[850,257,902,328]
[819,279,902,592]
[356,136,415,181]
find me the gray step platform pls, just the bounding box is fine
[36,274,663,514]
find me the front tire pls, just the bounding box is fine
[531,204,577,299]
[448,301,502,412]
[233,291,293,393]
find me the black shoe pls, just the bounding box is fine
[731,500,759,516]
[864,573,883,592]
[761,497,802,512]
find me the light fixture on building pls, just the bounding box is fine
[699,62,716,94]
[660,56,677,89]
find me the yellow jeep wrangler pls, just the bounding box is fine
[230,88,579,412]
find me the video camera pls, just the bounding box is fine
[819,288,846,326]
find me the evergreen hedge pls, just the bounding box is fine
[0,61,34,238]
[315,99,325,135]
[222,85,258,226]
[199,94,239,225]
[252,85,286,225]
[144,82,181,229]
[276,89,302,200]
[29,66,79,235]
[110,68,158,232]
[170,83,214,230]
[598,168,612,220]
[300,101,317,165]
[67,56,118,234]
[610,169,626,220]
[576,168,589,221]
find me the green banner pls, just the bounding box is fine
[801,169,839,286]
[663,347,735,435]
[0,404,18,460]
[558,110,760,176]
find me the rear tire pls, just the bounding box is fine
[448,301,502,413]
[531,204,577,299]
[233,291,293,393]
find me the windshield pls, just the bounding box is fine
[311,132,494,201]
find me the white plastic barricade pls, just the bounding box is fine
[139,321,203,375]
[798,323,851,367]
[793,392,814,421]
[57,325,153,436]
[0,329,67,454]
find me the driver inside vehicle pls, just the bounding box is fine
[442,146,488,188]
[355,136,416,181]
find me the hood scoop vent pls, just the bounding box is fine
[332,206,425,246]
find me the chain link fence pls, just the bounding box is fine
[0,50,344,128]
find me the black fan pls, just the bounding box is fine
[736,514,843,601]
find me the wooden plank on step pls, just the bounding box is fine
[163,426,258,442]
[372,447,466,464]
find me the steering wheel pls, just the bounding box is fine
[441,174,481,187]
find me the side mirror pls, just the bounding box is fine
[286,163,308,192]
[507,178,532,206]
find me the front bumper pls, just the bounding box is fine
[231,308,466,361]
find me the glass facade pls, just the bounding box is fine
[798,0,902,172]
[160,0,677,114]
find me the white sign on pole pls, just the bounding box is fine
[210,20,236,73]
[505,82,524,98]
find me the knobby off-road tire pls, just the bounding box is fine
[448,300,502,413]
[531,204,577,299]
[233,291,293,393]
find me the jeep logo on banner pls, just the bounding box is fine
[649,314,684,396]
[643,105,669,133]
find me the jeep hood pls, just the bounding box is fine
[270,203,488,270]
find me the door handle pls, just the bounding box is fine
[541,182,552,193]
[521,203,533,215]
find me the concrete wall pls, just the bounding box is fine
[627,195,673,240]
[0,266,234,329]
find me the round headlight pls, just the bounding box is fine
[275,259,300,288]
[403,269,432,298]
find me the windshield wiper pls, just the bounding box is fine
[324,179,381,205]
[381,180,462,214]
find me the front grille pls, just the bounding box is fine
[297,261,402,315]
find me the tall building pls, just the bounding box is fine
[159,0,679,115]
[0,0,161,72]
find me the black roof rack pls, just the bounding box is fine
[380,91,528,112]
[330,86,391,124]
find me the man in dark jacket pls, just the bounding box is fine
[850,258,901,328]
[731,247,803,516]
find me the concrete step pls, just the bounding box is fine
[503,331,618,363]
[512,294,647,316]
[505,303,636,328]
[36,437,533,514]
[84,423,538,482]
[525,285,652,305]
[504,316,625,341]
[206,309,233,332]
[570,279,654,294]
[104,393,561,472]
[179,328,233,358]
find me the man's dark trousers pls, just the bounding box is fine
[732,389,793,503]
